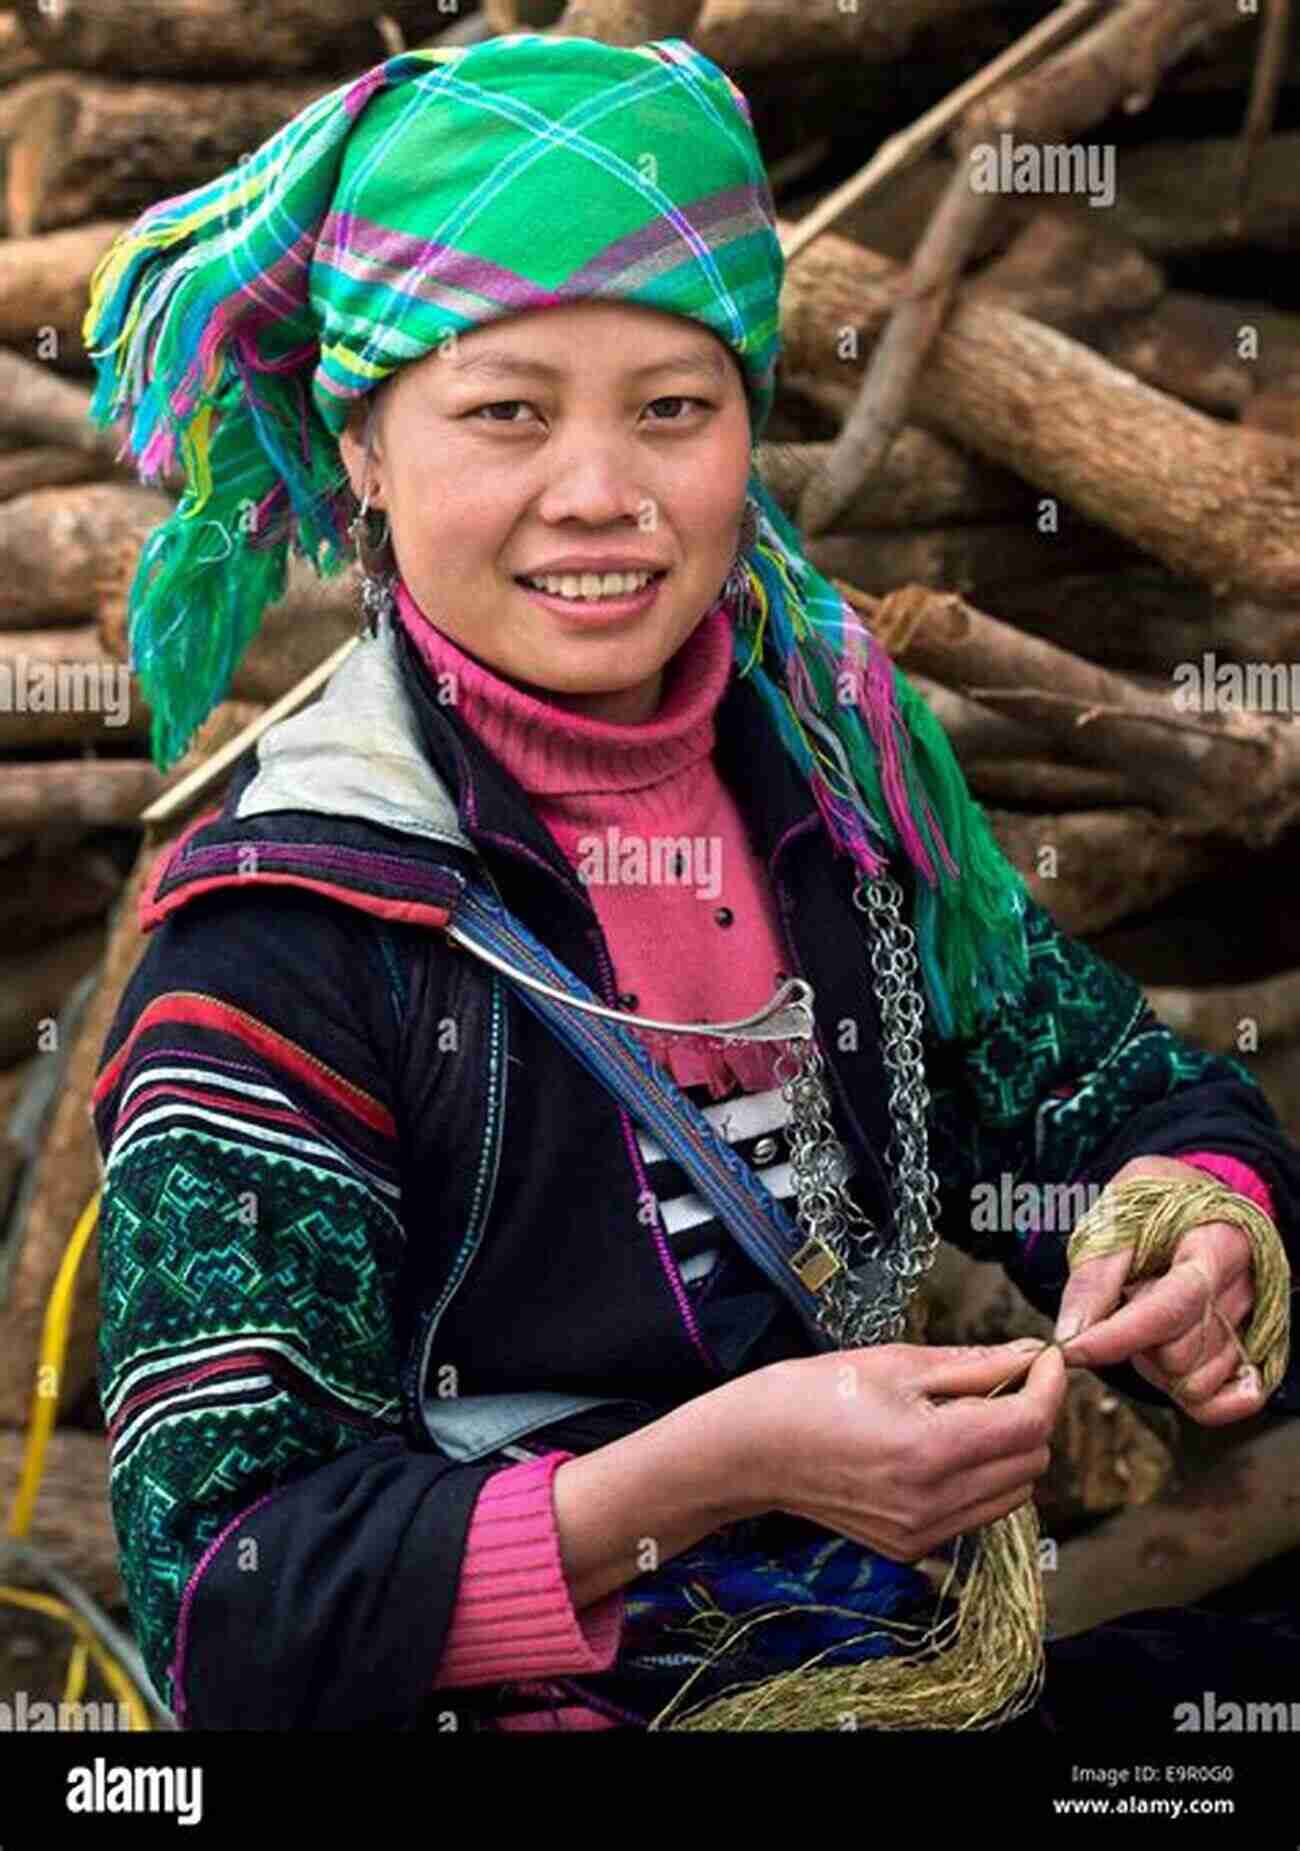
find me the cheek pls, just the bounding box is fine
[703,424,755,527]
[390,465,512,557]
[673,441,751,545]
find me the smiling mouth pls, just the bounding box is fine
[513,569,669,584]
[513,569,669,605]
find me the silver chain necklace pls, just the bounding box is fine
[774,871,942,1348]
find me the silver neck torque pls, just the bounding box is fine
[443,924,815,1042]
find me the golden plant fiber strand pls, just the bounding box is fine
[655,1177,1290,1732]
[1064,1177,1290,1398]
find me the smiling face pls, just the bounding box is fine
[337,300,753,724]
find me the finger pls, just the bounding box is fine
[1167,1363,1268,1429]
[1022,1335,1067,1408]
[926,1343,1065,1469]
[908,1340,1046,1400]
[904,1482,1039,1562]
[1171,1336,1248,1409]
[865,1443,1052,1540]
[1057,1263,1211,1371]
[1174,1220,1252,1292]
[1148,1274,1254,1381]
[1165,1291,1256,1406]
[1054,1248,1134,1344]
[1057,1217,1247,1351]
[1131,1338,1236,1407]
[1121,1275,1165,1305]
[942,1444,1054,1516]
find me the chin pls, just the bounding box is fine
[533,639,675,681]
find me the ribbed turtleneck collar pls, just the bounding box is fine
[393,575,735,800]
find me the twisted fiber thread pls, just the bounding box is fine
[1064,1176,1290,1399]
[655,1176,1291,1731]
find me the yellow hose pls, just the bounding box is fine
[2,1189,153,1728]
[64,1635,89,1705]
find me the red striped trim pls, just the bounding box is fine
[108,1349,272,1445]
[92,991,395,1136]
[108,1346,391,1449]
[138,807,224,930]
[116,1079,344,1143]
[139,867,452,933]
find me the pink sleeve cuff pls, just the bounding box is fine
[433,1448,625,1691]
[1168,1151,1277,1223]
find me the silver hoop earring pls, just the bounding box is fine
[347,493,396,637]
[347,397,397,637]
[348,490,391,566]
[723,493,761,627]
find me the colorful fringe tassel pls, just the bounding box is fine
[732,475,1031,1042]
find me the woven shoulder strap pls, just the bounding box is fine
[444,877,840,1351]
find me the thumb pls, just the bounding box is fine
[1022,1337,1066,1404]
[1055,1246,1134,1345]
[912,1340,1046,1400]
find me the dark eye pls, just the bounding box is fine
[646,396,711,420]
[464,397,712,426]
[467,400,535,423]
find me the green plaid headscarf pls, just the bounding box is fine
[83,31,1028,1038]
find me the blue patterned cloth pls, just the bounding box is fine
[563,1509,950,1726]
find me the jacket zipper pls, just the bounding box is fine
[413,893,511,1416]
[411,849,603,1418]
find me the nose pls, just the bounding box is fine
[533,428,655,531]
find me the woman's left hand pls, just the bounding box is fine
[1052,1155,1266,1427]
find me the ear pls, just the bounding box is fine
[337,394,383,505]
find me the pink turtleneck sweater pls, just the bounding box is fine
[393,577,1277,1731]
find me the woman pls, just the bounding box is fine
[86,34,1300,1734]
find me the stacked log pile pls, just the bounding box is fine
[2,0,1300,1668]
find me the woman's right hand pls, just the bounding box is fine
[725,1340,1065,1562]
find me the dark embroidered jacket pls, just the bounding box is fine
[91,610,1300,1731]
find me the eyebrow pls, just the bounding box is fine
[446,347,728,385]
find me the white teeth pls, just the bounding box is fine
[523,570,657,599]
